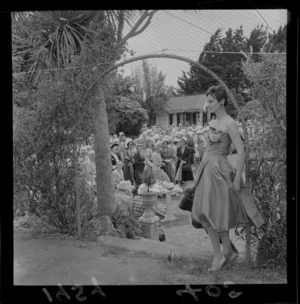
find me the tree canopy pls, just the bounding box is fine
[176,24,286,117]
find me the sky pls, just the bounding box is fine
[119,10,287,89]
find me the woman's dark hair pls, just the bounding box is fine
[206,85,228,107]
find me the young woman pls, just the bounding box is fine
[160,139,176,183]
[175,137,194,184]
[124,140,135,185]
[152,142,170,182]
[191,85,249,272]
[140,139,153,172]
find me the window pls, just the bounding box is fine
[177,113,180,125]
[193,112,197,125]
[169,114,173,126]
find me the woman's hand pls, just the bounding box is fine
[233,179,240,191]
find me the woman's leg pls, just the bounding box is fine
[219,231,231,256]
[206,226,226,271]
[206,226,222,257]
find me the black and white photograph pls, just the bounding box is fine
[9,7,296,303]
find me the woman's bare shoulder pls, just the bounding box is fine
[224,116,238,130]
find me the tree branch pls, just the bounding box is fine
[127,11,156,38]
[118,10,157,46]
[117,10,125,42]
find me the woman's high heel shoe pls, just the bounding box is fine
[208,254,226,272]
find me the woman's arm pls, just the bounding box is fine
[227,121,245,191]
[176,147,182,162]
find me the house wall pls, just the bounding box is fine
[156,111,207,128]
[156,114,169,128]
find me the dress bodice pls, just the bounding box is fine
[204,128,232,157]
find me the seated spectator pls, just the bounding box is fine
[113,161,125,188]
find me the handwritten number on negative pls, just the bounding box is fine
[71,285,87,301]
[56,284,71,301]
[176,284,202,301]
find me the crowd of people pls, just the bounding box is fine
[79,118,243,194]
[108,122,211,191]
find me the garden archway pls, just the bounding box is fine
[91,53,251,265]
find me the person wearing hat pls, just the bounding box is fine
[111,142,120,170]
[152,142,170,182]
[186,132,196,166]
[117,141,126,165]
[160,138,176,182]
[133,139,140,153]
[133,143,145,188]
[146,138,155,152]
[124,140,135,185]
[112,161,125,188]
[115,180,135,217]
[141,139,153,172]
[176,137,194,184]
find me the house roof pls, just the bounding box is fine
[163,94,207,113]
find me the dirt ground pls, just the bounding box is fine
[13,188,286,286]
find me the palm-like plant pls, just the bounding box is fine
[12,10,139,76]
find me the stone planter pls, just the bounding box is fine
[138,191,160,240]
[139,191,159,222]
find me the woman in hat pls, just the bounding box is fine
[124,140,135,185]
[152,142,170,182]
[112,161,125,188]
[186,132,196,166]
[176,137,194,184]
[111,142,120,170]
[146,138,155,152]
[140,139,153,172]
[160,138,176,183]
[117,141,126,164]
[133,143,145,188]
[191,85,250,272]
[133,139,140,153]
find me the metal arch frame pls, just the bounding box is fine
[98,54,239,110]
[96,53,250,183]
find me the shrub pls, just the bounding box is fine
[239,53,286,267]
[111,204,142,239]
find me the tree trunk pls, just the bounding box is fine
[92,83,116,217]
[74,146,81,237]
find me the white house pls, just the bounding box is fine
[156,94,211,128]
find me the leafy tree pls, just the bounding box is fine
[264,24,287,53]
[132,60,172,126]
[106,74,148,136]
[176,25,270,117]
[13,10,159,236]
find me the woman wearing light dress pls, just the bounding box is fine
[160,139,176,183]
[140,139,153,174]
[152,142,170,182]
[191,85,250,272]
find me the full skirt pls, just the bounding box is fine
[191,155,249,232]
